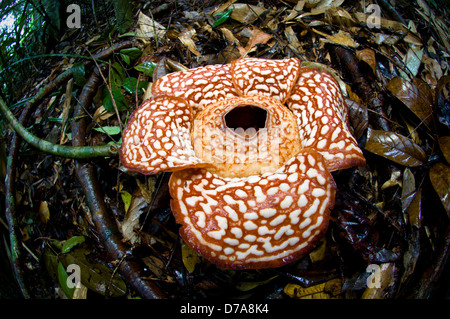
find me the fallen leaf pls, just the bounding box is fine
[345,97,368,141]
[314,29,359,48]
[284,26,304,54]
[401,46,424,78]
[39,201,50,224]
[401,168,416,212]
[181,240,201,273]
[386,77,434,127]
[439,136,450,164]
[381,169,402,190]
[356,48,377,73]
[310,0,345,14]
[365,128,427,167]
[429,162,450,216]
[229,3,266,25]
[120,189,148,244]
[178,26,202,57]
[407,187,422,228]
[135,12,166,42]
[284,278,343,299]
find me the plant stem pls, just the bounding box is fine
[0,96,120,158]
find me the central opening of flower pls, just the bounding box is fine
[224,105,268,137]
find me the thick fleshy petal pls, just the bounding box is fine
[119,95,207,174]
[231,57,301,103]
[286,67,366,171]
[152,64,239,116]
[169,149,336,270]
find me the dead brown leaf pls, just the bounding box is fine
[386,77,434,127]
[365,128,427,167]
[429,162,450,216]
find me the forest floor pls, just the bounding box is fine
[1,0,449,300]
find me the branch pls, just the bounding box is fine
[0,96,120,158]
[72,70,166,299]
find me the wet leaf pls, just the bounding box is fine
[365,128,427,167]
[134,61,157,76]
[407,187,422,228]
[60,248,127,297]
[400,168,422,227]
[386,77,434,126]
[429,162,450,216]
[401,168,416,212]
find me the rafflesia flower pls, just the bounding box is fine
[119,57,365,269]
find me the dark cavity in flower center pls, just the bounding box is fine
[224,105,268,137]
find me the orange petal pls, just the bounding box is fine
[286,67,366,171]
[231,57,301,103]
[169,149,336,269]
[119,95,207,175]
[152,64,239,116]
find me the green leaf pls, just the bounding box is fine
[102,86,128,112]
[120,190,132,212]
[57,261,75,298]
[71,62,87,86]
[122,77,149,95]
[62,236,86,254]
[212,9,232,28]
[120,53,131,65]
[93,126,121,135]
[134,61,157,76]
[120,48,142,60]
[110,62,126,87]
[365,128,427,167]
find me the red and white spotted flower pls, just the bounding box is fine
[119,57,365,269]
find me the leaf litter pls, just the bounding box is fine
[2,0,450,299]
